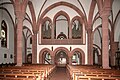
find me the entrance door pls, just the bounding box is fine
[55,50,68,67]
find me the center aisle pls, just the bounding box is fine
[49,67,70,80]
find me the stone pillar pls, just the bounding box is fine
[98,55,102,66]
[24,40,27,63]
[14,0,29,66]
[101,15,110,69]
[69,56,72,65]
[110,42,119,66]
[52,23,54,39]
[16,16,23,66]
[87,28,93,65]
[39,57,42,64]
[32,33,37,64]
[69,23,72,39]
[14,29,17,64]
[51,55,55,64]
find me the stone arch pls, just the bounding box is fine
[70,48,85,65]
[53,47,70,56]
[53,11,70,39]
[71,16,84,39]
[42,16,52,24]
[22,26,32,63]
[53,47,70,65]
[41,16,52,39]
[39,48,52,64]
[71,16,84,24]
[53,10,70,23]
[93,44,102,65]
[37,1,87,31]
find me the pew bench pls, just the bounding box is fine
[67,65,120,80]
[0,64,56,80]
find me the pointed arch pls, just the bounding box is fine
[37,1,87,31]
[53,11,70,39]
[28,1,37,33]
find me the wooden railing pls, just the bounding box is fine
[41,39,83,45]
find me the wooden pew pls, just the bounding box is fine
[67,65,120,80]
[0,73,40,80]
[0,64,56,80]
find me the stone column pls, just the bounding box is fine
[69,56,72,65]
[16,16,23,66]
[87,28,93,65]
[51,55,55,64]
[69,23,72,39]
[110,31,114,66]
[110,42,119,66]
[101,15,110,69]
[15,0,29,66]
[24,40,27,63]
[98,55,102,66]
[32,33,37,64]
[14,29,17,64]
[51,23,54,39]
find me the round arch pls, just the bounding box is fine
[53,47,70,65]
[39,48,52,64]
[53,47,70,56]
[70,48,85,65]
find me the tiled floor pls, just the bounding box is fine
[49,67,70,80]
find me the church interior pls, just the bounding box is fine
[0,0,120,80]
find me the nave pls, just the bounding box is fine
[49,67,69,80]
[0,64,120,80]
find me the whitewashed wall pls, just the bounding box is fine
[0,9,14,64]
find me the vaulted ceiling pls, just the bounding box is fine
[0,0,120,41]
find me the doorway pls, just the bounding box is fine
[55,50,68,67]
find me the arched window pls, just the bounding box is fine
[1,20,7,47]
[55,15,68,39]
[42,20,51,39]
[72,19,82,39]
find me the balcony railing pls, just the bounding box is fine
[41,39,83,45]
